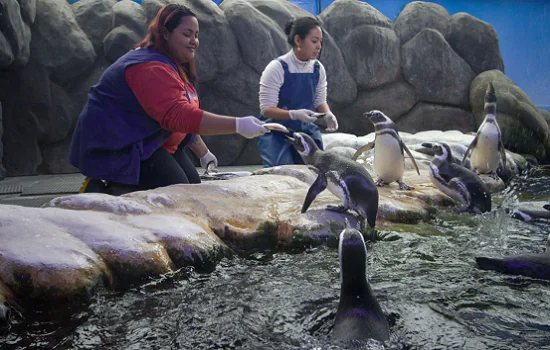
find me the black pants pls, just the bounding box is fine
[87,146,200,196]
[138,146,201,190]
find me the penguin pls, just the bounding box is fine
[508,204,550,222]
[352,110,420,190]
[463,83,507,179]
[287,132,379,229]
[476,233,550,280]
[423,142,491,214]
[331,223,390,342]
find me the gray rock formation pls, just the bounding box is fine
[401,28,474,107]
[0,0,547,177]
[395,2,451,45]
[0,0,34,68]
[72,0,113,54]
[447,12,505,75]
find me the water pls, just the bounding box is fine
[1,172,550,349]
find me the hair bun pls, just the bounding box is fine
[284,18,295,35]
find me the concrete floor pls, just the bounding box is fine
[0,165,263,208]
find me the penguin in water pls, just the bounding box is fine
[331,223,390,342]
[352,110,420,190]
[286,132,379,229]
[508,204,550,222]
[463,83,507,179]
[476,233,550,280]
[423,142,491,214]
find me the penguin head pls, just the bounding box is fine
[421,142,453,163]
[338,227,367,283]
[484,83,496,104]
[286,132,319,158]
[364,110,391,126]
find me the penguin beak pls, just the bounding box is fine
[285,135,295,144]
[421,142,433,148]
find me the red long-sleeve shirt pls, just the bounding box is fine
[125,61,203,154]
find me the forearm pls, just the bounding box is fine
[196,111,237,135]
[316,103,330,113]
[187,135,209,158]
[262,107,292,120]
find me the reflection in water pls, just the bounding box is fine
[1,175,549,349]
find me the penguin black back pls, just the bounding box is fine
[332,227,390,342]
[424,142,491,214]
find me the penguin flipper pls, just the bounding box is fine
[352,141,375,161]
[448,177,471,209]
[463,135,478,163]
[498,140,507,167]
[301,173,328,213]
[400,141,420,175]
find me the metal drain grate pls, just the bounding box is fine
[0,195,61,208]
[0,184,23,195]
[21,176,85,196]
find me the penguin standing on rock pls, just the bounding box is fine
[331,223,390,342]
[424,142,491,214]
[352,110,420,190]
[287,132,379,229]
[463,83,507,179]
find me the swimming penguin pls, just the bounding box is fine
[352,110,420,190]
[331,224,390,342]
[423,142,491,214]
[476,233,550,280]
[463,83,507,179]
[508,204,550,222]
[287,132,379,229]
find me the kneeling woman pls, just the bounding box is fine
[70,4,268,194]
[257,16,339,167]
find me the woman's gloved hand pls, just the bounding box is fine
[200,150,218,171]
[324,111,339,132]
[289,109,317,123]
[236,116,270,139]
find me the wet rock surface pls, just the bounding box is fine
[0,129,527,305]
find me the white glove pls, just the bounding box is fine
[199,150,218,171]
[289,109,317,123]
[324,111,339,132]
[236,116,270,139]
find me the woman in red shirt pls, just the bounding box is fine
[70,4,268,194]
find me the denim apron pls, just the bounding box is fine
[258,59,323,167]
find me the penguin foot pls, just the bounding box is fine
[397,181,414,190]
[326,205,348,213]
[375,178,385,187]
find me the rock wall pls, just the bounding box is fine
[0,0,548,179]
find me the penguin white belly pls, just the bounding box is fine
[327,179,348,204]
[374,135,404,183]
[471,126,500,173]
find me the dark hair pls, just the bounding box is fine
[134,4,198,85]
[284,16,321,47]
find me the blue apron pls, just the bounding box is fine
[258,59,324,167]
